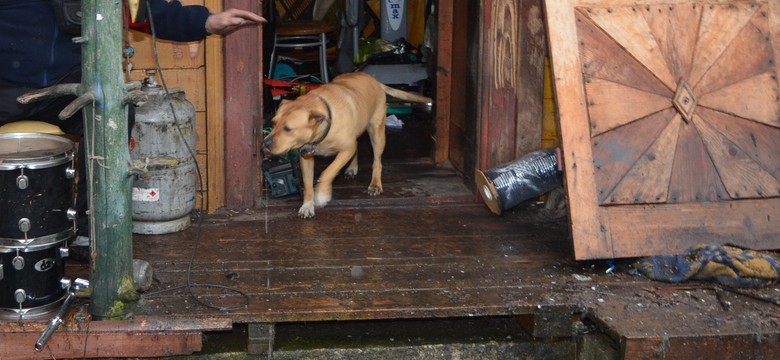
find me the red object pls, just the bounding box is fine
[128,19,151,34]
[124,0,151,34]
[263,79,321,96]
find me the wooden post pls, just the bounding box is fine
[223,0,262,209]
[81,0,138,318]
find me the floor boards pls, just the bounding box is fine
[124,167,582,323]
[6,104,778,358]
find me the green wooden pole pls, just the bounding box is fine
[81,0,138,319]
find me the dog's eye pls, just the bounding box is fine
[283,126,292,132]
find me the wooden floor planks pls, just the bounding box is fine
[129,197,581,323]
[4,159,779,358]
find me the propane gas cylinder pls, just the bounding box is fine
[130,73,197,234]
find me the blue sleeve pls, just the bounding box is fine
[148,0,211,42]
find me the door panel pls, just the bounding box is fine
[546,0,780,259]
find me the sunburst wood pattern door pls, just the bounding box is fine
[546,0,780,260]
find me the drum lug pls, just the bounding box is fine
[0,264,3,281]
[18,218,31,233]
[16,174,29,190]
[59,278,89,291]
[73,278,90,290]
[14,289,27,304]
[12,255,25,270]
[60,246,70,259]
[65,167,76,179]
[67,208,78,221]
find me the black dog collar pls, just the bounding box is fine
[300,96,333,159]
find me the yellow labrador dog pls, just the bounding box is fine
[263,72,432,218]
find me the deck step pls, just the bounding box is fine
[0,312,231,360]
[585,286,780,359]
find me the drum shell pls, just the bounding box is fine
[0,243,66,309]
[0,133,75,242]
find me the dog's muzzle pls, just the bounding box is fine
[262,136,274,156]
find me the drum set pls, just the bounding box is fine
[0,132,77,319]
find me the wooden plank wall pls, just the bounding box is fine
[204,0,225,212]
[223,0,263,209]
[434,0,453,165]
[476,0,546,171]
[437,0,470,172]
[541,58,559,149]
[126,0,217,211]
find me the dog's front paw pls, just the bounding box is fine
[343,167,358,179]
[298,201,316,218]
[314,190,332,208]
[367,185,382,196]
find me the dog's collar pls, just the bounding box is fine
[300,96,333,159]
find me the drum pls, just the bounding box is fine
[0,132,76,242]
[0,133,75,316]
[0,243,68,314]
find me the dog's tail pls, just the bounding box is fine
[381,84,433,104]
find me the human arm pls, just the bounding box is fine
[205,8,266,35]
[145,0,265,41]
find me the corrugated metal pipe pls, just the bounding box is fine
[476,148,562,215]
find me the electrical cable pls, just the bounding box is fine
[138,5,249,311]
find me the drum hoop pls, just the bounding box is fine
[0,229,74,249]
[0,132,75,170]
[0,292,68,320]
[0,151,74,170]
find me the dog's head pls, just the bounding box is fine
[262,98,329,156]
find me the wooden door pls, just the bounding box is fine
[546,0,780,259]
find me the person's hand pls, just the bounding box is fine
[205,8,266,35]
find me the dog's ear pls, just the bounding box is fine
[309,111,326,123]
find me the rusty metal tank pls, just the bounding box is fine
[129,73,197,234]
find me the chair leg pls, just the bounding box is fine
[269,36,279,80]
[319,33,329,83]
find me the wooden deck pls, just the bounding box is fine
[2,158,778,359]
[2,130,779,358]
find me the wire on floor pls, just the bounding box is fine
[139,6,249,311]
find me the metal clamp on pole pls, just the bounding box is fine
[34,278,90,351]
